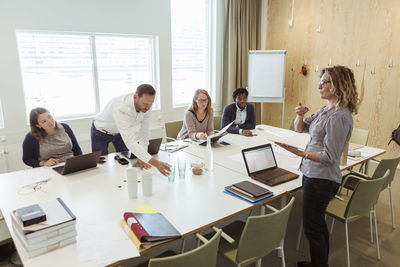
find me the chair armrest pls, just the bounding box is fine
[348,170,369,179]
[196,233,209,244]
[339,174,368,194]
[165,137,177,142]
[212,226,235,244]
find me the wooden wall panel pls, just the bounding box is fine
[262,0,400,158]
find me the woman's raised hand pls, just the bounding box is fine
[295,102,309,117]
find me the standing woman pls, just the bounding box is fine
[23,107,82,167]
[277,66,359,267]
[177,89,214,140]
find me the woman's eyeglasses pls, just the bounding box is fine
[320,80,331,86]
[197,98,208,103]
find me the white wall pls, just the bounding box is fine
[0,0,223,172]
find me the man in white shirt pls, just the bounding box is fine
[91,84,170,175]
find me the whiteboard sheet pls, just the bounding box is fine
[248,50,286,103]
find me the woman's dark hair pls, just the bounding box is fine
[29,107,57,143]
[232,88,248,100]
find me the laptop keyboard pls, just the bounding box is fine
[253,168,290,180]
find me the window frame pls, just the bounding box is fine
[170,0,217,108]
[16,30,160,121]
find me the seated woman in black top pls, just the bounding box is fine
[221,88,256,136]
[22,107,82,167]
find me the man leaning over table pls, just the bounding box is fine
[91,84,170,176]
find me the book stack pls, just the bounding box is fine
[120,205,181,250]
[225,180,273,203]
[11,198,77,258]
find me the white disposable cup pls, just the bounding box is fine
[142,171,153,197]
[126,168,138,199]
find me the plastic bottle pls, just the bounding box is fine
[206,136,213,171]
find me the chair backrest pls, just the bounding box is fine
[108,142,116,153]
[214,115,222,131]
[349,127,369,145]
[148,230,222,267]
[289,118,295,131]
[165,120,183,141]
[371,156,400,190]
[235,197,295,265]
[345,171,389,218]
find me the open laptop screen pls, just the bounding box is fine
[242,145,277,173]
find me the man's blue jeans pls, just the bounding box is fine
[91,123,128,155]
[302,175,340,267]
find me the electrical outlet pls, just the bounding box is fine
[0,136,6,142]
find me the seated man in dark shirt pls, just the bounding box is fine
[221,88,256,136]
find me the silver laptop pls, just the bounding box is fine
[241,144,298,186]
[53,151,102,175]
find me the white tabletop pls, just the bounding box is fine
[0,124,386,266]
[0,149,292,267]
[183,124,385,176]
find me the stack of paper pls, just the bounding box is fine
[11,198,77,258]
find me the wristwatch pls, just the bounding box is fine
[304,152,309,160]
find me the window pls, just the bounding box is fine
[0,98,4,128]
[171,0,215,106]
[16,31,159,120]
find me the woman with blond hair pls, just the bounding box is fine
[23,107,82,167]
[177,89,214,140]
[277,66,359,267]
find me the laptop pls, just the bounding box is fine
[121,138,163,159]
[241,144,299,186]
[52,151,102,175]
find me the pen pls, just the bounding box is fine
[252,134,258,136]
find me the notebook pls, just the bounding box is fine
[52,151,102,175]
[121,138,163,159]
[241,144,299,186]
[224,186,273,203]
[225,180,273,203]
[231,180,272,197]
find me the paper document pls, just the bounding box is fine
[226,154,243,163]
[187,121,235,145]
[77,221,139,265]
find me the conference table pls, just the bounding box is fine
[0,124,386,267]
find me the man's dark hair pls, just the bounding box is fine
[232,88,248,100]
[136,84,156,97]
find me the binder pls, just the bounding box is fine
[123,212,180,242]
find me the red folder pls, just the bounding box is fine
[123,212,180,242]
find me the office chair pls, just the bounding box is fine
[213,115,222,132]
[216,197,294,267]
[289,118,295,131]
[133,230,221,267]
[164,120,183,142]
[349,127,369,173]
[341,156,400,229]
[325,171,390,267]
